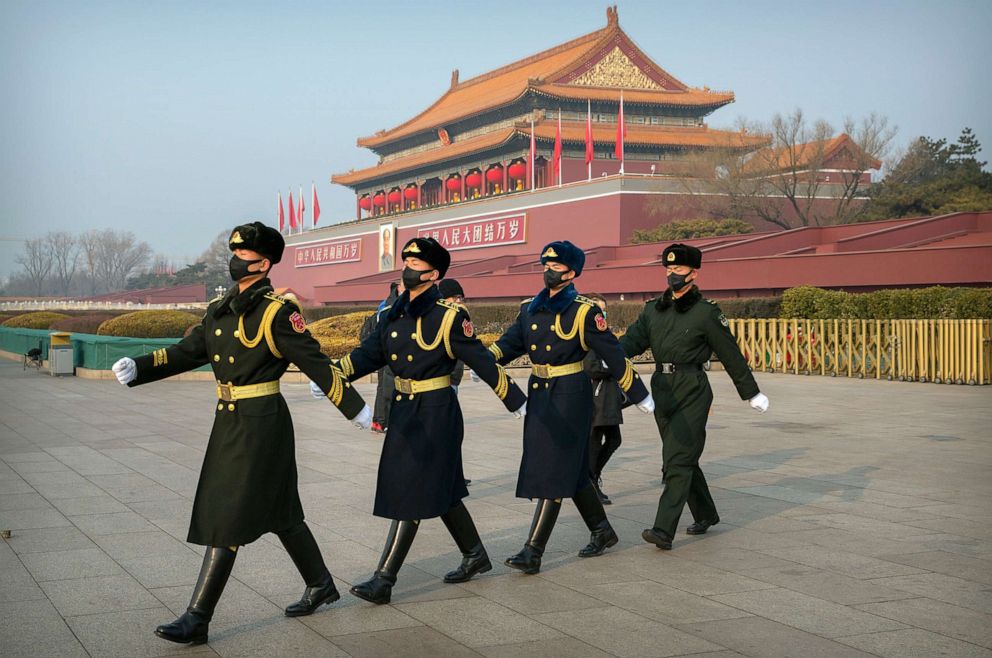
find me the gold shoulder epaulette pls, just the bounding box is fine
[208,295,224,304]
[520,297,533,305]
[265,292,302,310]
[575,295,597,307]
[436,299,460,311]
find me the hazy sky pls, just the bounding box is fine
[1,0,990,278]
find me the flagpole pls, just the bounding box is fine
[587,99,592,181]
[558,108,562,187]
[618,91,625,176]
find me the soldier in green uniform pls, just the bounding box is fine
[619,243,769,550]
[111,222,371,645]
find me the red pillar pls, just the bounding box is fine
[356,195,361,221]
[460,171,466,202]
[502,162,508,194]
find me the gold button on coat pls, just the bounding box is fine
[214,329,222,336]
[395,394,402,401]
[530,345,536,351]
[217,403,223,411]
[213,355,220,362]
[391,331,397,338]
[407,355,413,361]
[531,324,538,330]
[228,356,234,363]
[391,354,397,361]
[227,404,235,411]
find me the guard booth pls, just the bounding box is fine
[49,332,74,376]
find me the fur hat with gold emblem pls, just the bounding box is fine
[228,221,285,264]
[539,240,585,276]
[661,243,702,269]
[400,237,451,278]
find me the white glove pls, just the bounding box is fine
[513,401,527,418]
[111,358,136,386]
[749,392,769,413]
[469,370,481,383]
[636,393,655,414]
[309,380,324,399]
[352,404,373,430]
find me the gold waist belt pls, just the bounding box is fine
[394,374,452,395]
[531,361,584,379]
[216,380,280,402]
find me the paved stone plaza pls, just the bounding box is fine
[1,359,991,657]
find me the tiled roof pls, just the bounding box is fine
[356,20,732,149]
[746,134,882,173]
[332,120,767,187]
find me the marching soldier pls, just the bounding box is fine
[318,237,527,604]
[489,241,653,574]
[112,221,371,645]
[619,243,769,551]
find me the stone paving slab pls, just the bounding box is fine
[1,359,991,657]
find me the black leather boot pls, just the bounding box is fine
[574,485,618,557]
[440,502,492,583]
[278,523,340,617]
[505,499,560,574]
[154,546,236,645]
[350,520,418,605]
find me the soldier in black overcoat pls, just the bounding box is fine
[112,222,371,645]
[489,241,654,574]
[321,237,527,604]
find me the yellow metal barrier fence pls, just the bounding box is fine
[728,319,992,385]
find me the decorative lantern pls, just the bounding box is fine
[372,192,386,207]
[403,187,418,201]
[387,190,402,204]
[465,172,482,189]
[358,196,372,211]
[485,168,503,184]
[507,162,527,180]
[445,177,462,192]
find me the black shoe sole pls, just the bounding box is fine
[284,589,341,617]
[504,559,540,575]
[686,519,719,535]
[578,534,619,558]
[350,586,391,605]
[154,630,207,645]
[443,561,492,583]
[641,529,672,550]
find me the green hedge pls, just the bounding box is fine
[1,312,71,329]
[781,286,992,320]
[97,310,202,338]
[49,313,121,334]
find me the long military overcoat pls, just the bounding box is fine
[130,279,365,546]
[491,284,648,499]
[339,285,526,521]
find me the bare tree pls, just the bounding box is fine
[78,229,152,293]
[15,238,55,296]
[47,231,80,297]
[677,110,896,229]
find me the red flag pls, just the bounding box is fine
[529,119,536,189]
[553,109,562,186]
[278,192,285,232]
[615,92,626,173]
[288,188,297,230]
[298,185,305,231]
[312,182,321,227]
[585,99,594,177]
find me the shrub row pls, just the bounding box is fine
[780,286,992,320]
[1,312,71,329]
[97,310,202,338]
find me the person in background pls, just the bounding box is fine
[369,282,400,433]
[582,293,625,505]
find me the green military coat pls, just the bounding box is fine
[129,278,365,547]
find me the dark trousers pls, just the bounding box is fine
[372,367,395,426]
[652,385,717,537]
[588,425,622,479]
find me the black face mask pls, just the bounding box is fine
[544,268,571,290]
[402,266,433,290]
[667,271,693,291]
[229,255,266,282]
